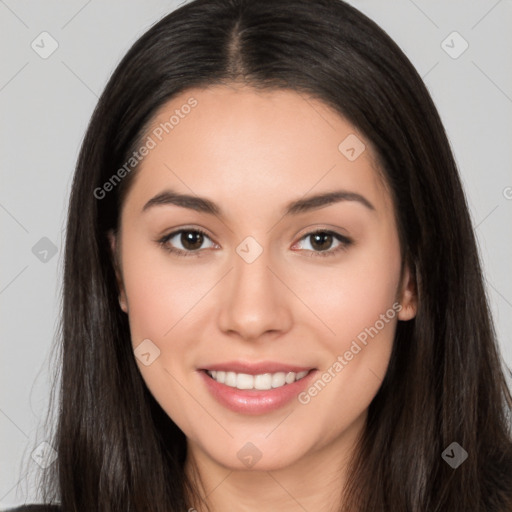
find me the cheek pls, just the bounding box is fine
[120,244,208,434]
[294,230,402,348]
[291,231,401,427]
[121,241,208,343]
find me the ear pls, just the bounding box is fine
[107,230,128,313]
[396,263,417,321]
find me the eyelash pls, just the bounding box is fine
[157,228,353,258]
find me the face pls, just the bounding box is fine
[110,84,416,474]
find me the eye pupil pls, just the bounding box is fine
[182,230,203,250]
[311,232,333,251]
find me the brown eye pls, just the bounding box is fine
[309,232,334,251]
[158,228,216,257]
[180,230,204,251]
[295,230,353,257]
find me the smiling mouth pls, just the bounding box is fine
[204,369,313,391]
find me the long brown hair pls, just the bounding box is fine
[37,0,512,510]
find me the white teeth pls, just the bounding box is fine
[285,372,296,384]
[236,373,254,389]
[206,369,310,390]
[271,372,286,388]
[225,371,237,387]
[254,373,272,390]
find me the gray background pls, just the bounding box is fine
[1,0,511,507]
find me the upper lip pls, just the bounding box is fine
[199,361,316,375]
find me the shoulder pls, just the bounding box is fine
[3,506,61,512]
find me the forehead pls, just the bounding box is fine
[122,84,392,218]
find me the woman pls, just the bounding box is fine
[9,0,512,510]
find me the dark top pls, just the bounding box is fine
[4,506,61,512]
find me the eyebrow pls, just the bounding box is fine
[142,188,375,217]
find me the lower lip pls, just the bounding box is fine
[198,369,317,415]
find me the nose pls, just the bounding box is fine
[217,245,293,342]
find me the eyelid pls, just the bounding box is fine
[291,228,353,257]
[157,226,217,257]
[157,225,353,258]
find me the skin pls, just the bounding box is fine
[110,84,417,512]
